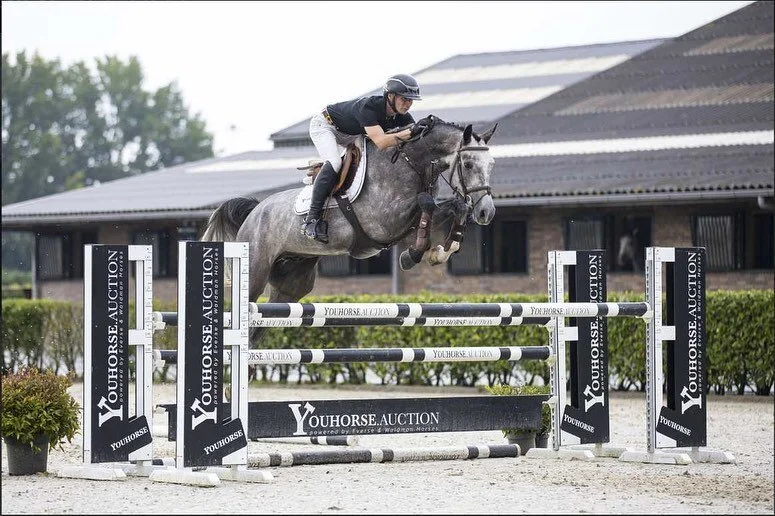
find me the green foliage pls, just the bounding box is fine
[485,383,551,437]
[607,291,647,391]
[1,367,81,453]
[706,290,775,395]
[2,299,84,375]
[2,51,214,206]
[2,299,50,372]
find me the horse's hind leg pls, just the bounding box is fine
[268,256,320,301]
[247,257,320,346]
[246,257,319,382]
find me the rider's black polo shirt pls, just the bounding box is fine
[326,95,415,135]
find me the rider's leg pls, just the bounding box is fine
[305,113,344,243]
[301,161,338,243]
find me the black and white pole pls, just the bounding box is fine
[152,311,552,329]
[246,444,521,467]
[249,302,651,320]
[156,345,552,365]
[147,443,520,467]
[619,247,734,465]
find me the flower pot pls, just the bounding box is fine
[4,434,49,475]
[535,433,549,448]
[506,431,536,454]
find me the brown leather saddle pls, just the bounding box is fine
[297,143,361,193]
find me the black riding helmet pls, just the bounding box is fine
[383,74,422,100]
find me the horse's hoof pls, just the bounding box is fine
[399,250,418,270]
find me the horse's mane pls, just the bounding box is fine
[388,115,483,144]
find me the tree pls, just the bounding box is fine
[1,52,73,205]
[1,51,214,204]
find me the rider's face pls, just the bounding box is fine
[394,95,413,114]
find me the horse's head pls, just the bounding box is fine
[406,116,497,226]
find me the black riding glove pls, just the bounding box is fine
[409,121,428,138]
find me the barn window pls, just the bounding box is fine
[693,214,743,271]
[36,234,73,280]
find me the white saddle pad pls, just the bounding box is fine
[294,137,367,215]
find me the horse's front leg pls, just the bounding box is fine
[425,220,465,266]
[398,193,436,271]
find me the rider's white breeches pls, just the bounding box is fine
[309,113,358,171]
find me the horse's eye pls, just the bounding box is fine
[464,161,473,169]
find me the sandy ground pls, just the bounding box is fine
[1,382,773,515]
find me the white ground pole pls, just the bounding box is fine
[58,245,154,481]
[619,248,734,465]
[149,242,273,486]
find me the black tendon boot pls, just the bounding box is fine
[301,161,338,243]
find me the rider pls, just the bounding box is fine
[302,73,428,243]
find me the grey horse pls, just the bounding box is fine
[201,116,497,344]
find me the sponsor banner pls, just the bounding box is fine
[182,242,247,467]
[657,248,706,447]
[161,396,547,439]
[562,250,609,444]
[89,245,152,462]
[559,405,598,441]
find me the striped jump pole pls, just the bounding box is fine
[246,444,521,467]
[249,302,653,320]
[146,444,520,468]
[152,311,553,329]
[156,345,553,365]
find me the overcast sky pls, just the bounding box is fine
[2,1,754,156]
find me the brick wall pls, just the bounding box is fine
[37,204,773,302]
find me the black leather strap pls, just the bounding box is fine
[334,194,391,258]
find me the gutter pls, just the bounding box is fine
[1,209,217,228]
[494,189,775,207]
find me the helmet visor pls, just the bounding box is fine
[400,85,421,100]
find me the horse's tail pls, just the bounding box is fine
[201,197,259,242]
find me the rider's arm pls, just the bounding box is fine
[364,125,412,150]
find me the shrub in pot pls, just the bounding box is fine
[1,367,80,475]
[485,383,551,453]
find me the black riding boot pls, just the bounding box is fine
[301,161,338,243]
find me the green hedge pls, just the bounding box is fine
[2,290,772,395]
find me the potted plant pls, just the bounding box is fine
[1,367,80,475]
[485,383,551,453]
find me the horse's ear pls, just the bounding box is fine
[463,124,473,145]
[481,123,498,145]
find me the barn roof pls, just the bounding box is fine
[489,0,774,206]
[269,39,664,143]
